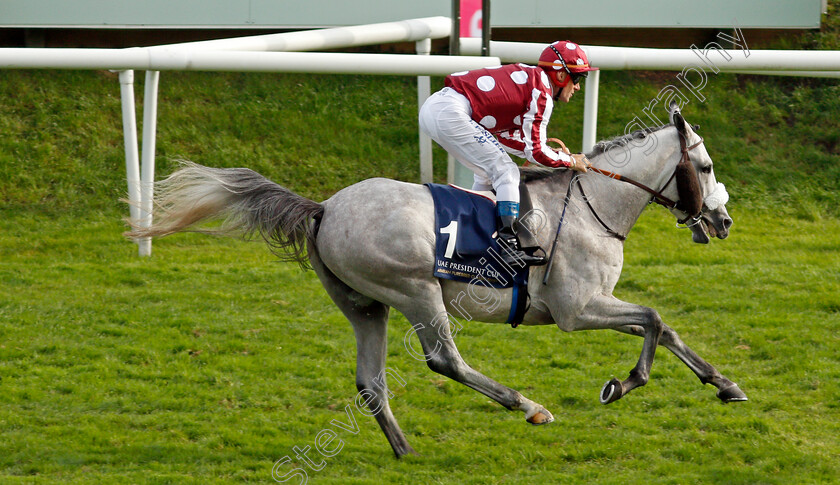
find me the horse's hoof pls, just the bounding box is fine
[600,378,624,405]
[394,444,420,459]
[717,383,748,403]
[526,407,554,425]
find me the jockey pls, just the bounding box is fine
[419,40,598,267]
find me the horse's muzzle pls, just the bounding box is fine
[694,211,732,243]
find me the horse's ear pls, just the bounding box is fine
[669,100,687,134]
[668,99,680,113]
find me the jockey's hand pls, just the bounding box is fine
[569,154,591,173]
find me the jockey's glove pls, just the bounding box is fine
[569,154,591,173]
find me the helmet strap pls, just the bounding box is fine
[555,71,571,87]
[551,71,570,100]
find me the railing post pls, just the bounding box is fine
[118,70,142,249]
[448,0,460,186]
[582,69,600,153]
[450,0,460,57]
[138,70,160,257]
[417,38,433,184]
[481,0,491,57]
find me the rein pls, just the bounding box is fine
[542,133,706,285]
[588,136,704,213]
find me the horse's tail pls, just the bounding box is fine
[124,161,324,268]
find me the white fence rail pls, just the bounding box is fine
[461,39,840,72]
[0,17,505,256]
[0,47,500,74]
[460,37,840,162]
[1,19,838,256]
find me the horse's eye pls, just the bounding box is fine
[701,165,712,174]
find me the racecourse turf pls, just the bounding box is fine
[0,42,838,485]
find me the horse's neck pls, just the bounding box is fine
[580,134,681,237]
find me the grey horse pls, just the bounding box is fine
[127,105,746,457]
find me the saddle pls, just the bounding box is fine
[425,183,541,326]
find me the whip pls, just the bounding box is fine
[542,175,576,285]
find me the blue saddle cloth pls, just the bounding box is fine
[425,183,529,324]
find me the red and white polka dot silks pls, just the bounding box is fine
[445,64,571,168]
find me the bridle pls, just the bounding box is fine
[543,129,707,284]
[584,133,706,236]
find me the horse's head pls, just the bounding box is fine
[667,104,732,244]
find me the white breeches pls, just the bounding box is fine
[419,88,520,204]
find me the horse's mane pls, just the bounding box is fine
[521,124,670,183]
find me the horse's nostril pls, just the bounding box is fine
[723,218,733,230]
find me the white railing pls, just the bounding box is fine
[462,39,840,72]
[0,17,506,256]
[3,20,838,255]
[459,38,840,161]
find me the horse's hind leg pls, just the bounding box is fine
[614,323,747,403]
[402,286,554,426]
[310,256,416,458]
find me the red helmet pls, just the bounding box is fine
[538,40,598,86]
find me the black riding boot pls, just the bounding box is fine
[497,215,547,267]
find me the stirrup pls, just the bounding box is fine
[514,249,547,267]
[521,245,547,262]
[499,239,547,267]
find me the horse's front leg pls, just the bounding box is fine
[565,295,664,404]
[614,323,748,403]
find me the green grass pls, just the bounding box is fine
[1,13,839,483]
[1,209,837,483]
